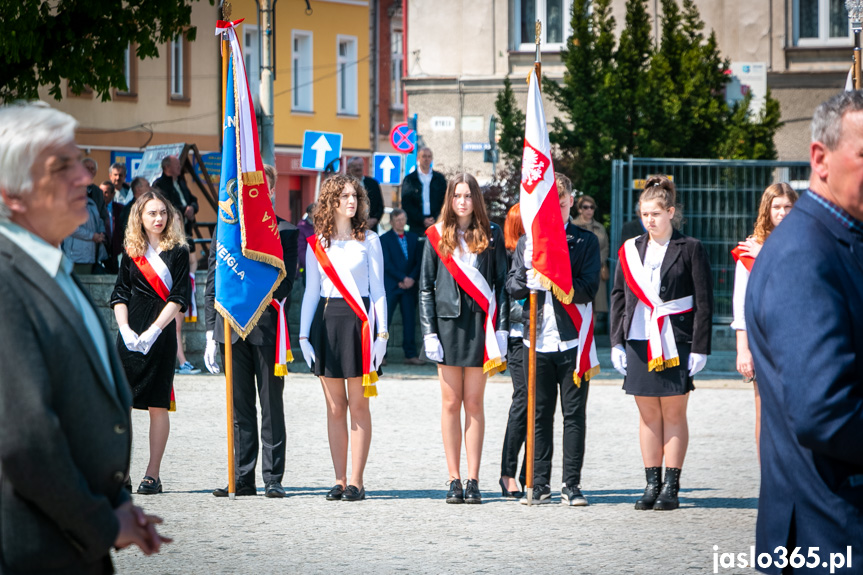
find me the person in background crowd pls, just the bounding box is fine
[610,175,713,512]
[299,175,387,502]
[401,147,447,233]
[297,202,316,281]
[419,173,508,505]
[746,92,863,572]
[620,201,646,243]
[379,208,424,366]
[205,164,299,499]
[62,184,107,275]
[83,156,110,243]
[731,182,797,459]
[119,177,151,249]
[508,175,601,506]
[0,102,170,573]
[111,190,189,497]
[499,203,527,499]
[571,194,610,332]
[347,157,384,230]
[101,179,125,274]
[110,162,134,205]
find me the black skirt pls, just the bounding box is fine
[117,319,178,410]
[622,339,695,397]
[437,290,486,368]
[310,296,382,379]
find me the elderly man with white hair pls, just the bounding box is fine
[0,101,170,574]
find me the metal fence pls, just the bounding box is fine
[610,157,811,323]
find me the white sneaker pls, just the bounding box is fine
[177,361,201,375]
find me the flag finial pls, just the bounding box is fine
[222,1,232,20]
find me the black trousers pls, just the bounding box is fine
[500,337,528,482]
[386,290,418,358]
[220,339,286,485]
[533,346,589,487]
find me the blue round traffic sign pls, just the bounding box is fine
[390,123,416,153]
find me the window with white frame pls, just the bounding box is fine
[117,44,136,95]
[337,35,358,115]
[171,34,184,98]
[391,28,403,108]
[291,30,313,112]
[513,0,572,51]
[794,0,851,45]
[243,26,261,101]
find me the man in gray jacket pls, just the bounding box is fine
[0,102,170,574]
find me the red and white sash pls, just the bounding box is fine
[560,301,600,386]
[426,223,505,374]
[270,297,293,376]
[131,244,176,411]
[132,245,172,302]
[185,272,198,323]
[618,238,693,372]
[308,235,378,397]
[730,246,755,273]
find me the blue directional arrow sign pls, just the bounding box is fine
[301,130,343,172]
[373,154,402,185]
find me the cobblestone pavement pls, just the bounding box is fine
[113,372,760,574]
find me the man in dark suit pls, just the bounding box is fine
[746,91,863,574]
[99,180,125,273]
[0,102,168,574]
[346,157,384,229]
[507,174,601,506]
[152,155,198,240]
[401,147,446,233]
[380,208,423,365]
[204,165,299,499]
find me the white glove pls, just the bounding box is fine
[495,330,508,360]
[526,269,546,291]
[136,325,162,355]
[204,330,220,374]
[611,344,627,376]
[523,235,533,270]
[300,339,315,369]
[688,352,707,377]
[373,337,388,370]
[424,334,444,363]
[119,325,140,352]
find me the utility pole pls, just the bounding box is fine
[259,0,276,166]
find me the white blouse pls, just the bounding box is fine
[299,231,387,338]
[730,260,749,331]
[627,238,668,341]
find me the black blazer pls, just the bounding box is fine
[419,223,509,336]
[609,230,713,354]
[153,173,199,237]
[506,223,601,340]
[363,176,384,223]
[401,169,447,232]
[0,234,133,574]
[205,218,299,346]
[380,229,422,296]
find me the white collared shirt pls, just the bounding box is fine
[418,169,432,215]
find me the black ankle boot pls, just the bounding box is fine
[634,467,662,510]
[653,467,681,511]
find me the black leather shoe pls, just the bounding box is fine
[653,467,681,511]
[445,478,464,504]
[137,476,162,495]
[343,485,365,501]
[326,484,345,501]
[464,479,482,504]
[499,477,524,499]
[635,467,662,510]
[265,481,286,498]
[212,481,256,497]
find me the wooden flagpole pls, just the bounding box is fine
[221,1,237,500]
[525,19,542,507]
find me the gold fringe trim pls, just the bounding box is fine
[362,371,379,398]
[169,400,176,413]
[274,364,288,377]
[284,350,294,363]
[483,357,506,375]
[573,364,601,388]
[185,317,197,323]
[533,270,574,305]
[242,170,264,185]
[647,355,680,373]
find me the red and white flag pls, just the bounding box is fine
[519,68,573,304]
